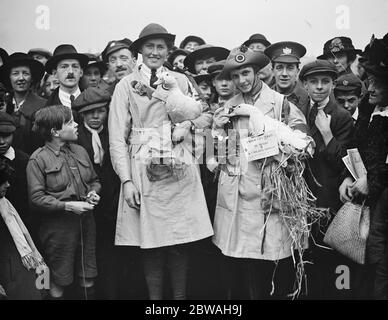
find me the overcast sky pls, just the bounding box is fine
[1,0,387,57]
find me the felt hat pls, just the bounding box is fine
[179,35,206,49]
[317,36,362,60]
[359,33,388,79]
[184,44,230,74]
[130,23,176,54]
[45,44,89,74]
[28,48,53,59]
[243,33,271,48]
[0,52,45,90]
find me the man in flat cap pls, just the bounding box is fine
[265,41,309,110]
[299,59,354,299]
[318,36,362,77]
[45,44,89,108]
[101,38,137,88]
[212,46,307,299]
[0,52,46,154]
[334,73,363,122]
[109,23,213,300]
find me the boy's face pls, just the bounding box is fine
[304,73,334,103]
[0,132,13,155]
[81,65,101,89]
[83,106,107,130]
[335,92,360,116]
[212,75,235,98]
[57,118,78,141]
[197,81,212,101]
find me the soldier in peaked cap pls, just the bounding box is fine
[211,46,307,299]
[265,41,309,110]
[318,36,362,76]
[109,23,213,300]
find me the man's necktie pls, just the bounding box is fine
[150,69,158,89]
[70,94,75,106]
[309,102,319,127]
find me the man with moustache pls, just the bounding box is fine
[45,44,89,109]
[0,52,46,154]
[101,39,137,90]
[265,41,310,109]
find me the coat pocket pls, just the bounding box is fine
[75,157,93,183]
[45,161,67,192]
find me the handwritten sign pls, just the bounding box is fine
[240,130,279,162]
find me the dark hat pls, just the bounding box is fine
[0,112,16,134]
[334,73,363,93]
[0,52,45,90]
[243,33,271,48]
[101,38,136,63]
[130,23,176,54]
[193,73,212,85]
[0,48,9,66]
[167,49,190,67]
[184,44,230,74]
[360,34,388,79]
[72,85,111,113]
[208,60,228,79]
[45,44,89,74]
[83,53,107,75]
[28,48,52,59]
[317,36,362,60]
[179,35,206,49]
[264,41,306,64]
[299,59,338,81]
[221,45,270,78]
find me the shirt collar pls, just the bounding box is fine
[139,64,165,80]
[352,108,359,122]
[58,87,81,108]
[3,147,15,161]
[45,141,71,156]
[310,96,330,110]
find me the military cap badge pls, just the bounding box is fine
[343,80,349,86]
[282,47,292,55]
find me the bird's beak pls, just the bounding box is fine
[153,78,163,85]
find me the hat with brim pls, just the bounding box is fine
[0,48,9,66]
[358,34,388,80]
[361,61,388,79]
[0,52,45,90]
[179,35,206,49]
[130,23,176,54]
[45,44,89,74]
[220,46,271,79]
[28,48,52,59]
[72,85,111,113]
[243,33,271,48]
[317,36,362,60]
[167,49,190,67]
[83,53,107,76]
[264,41,306,64]
[299,59,338,81]
[0,112,17,134]
[184,44,230,74]
[193,73,213,85]
[208,60,228,79]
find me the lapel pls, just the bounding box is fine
[19,91,43,119]
[252,83,276,116]
[309,97,337,138]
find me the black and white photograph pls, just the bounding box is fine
[0,0,387,308]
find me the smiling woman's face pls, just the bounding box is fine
[367,75,388,106]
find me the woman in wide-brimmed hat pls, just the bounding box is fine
[339,33,388,299]
[109,23,213,300]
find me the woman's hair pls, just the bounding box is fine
[32,105,72,141]
[0,158,14,184]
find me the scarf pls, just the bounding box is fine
[83,122,104,165]
[0,197,46,270]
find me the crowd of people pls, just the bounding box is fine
[0,22,387,300]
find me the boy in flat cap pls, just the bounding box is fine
[299,59,354,299]
[0,52,46,155]
[318,36,362,76]
[109,23,213,300]
[334,73,363,122]
[27,105,101,300]
[212,46,308,299]
[265,41,309,110]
